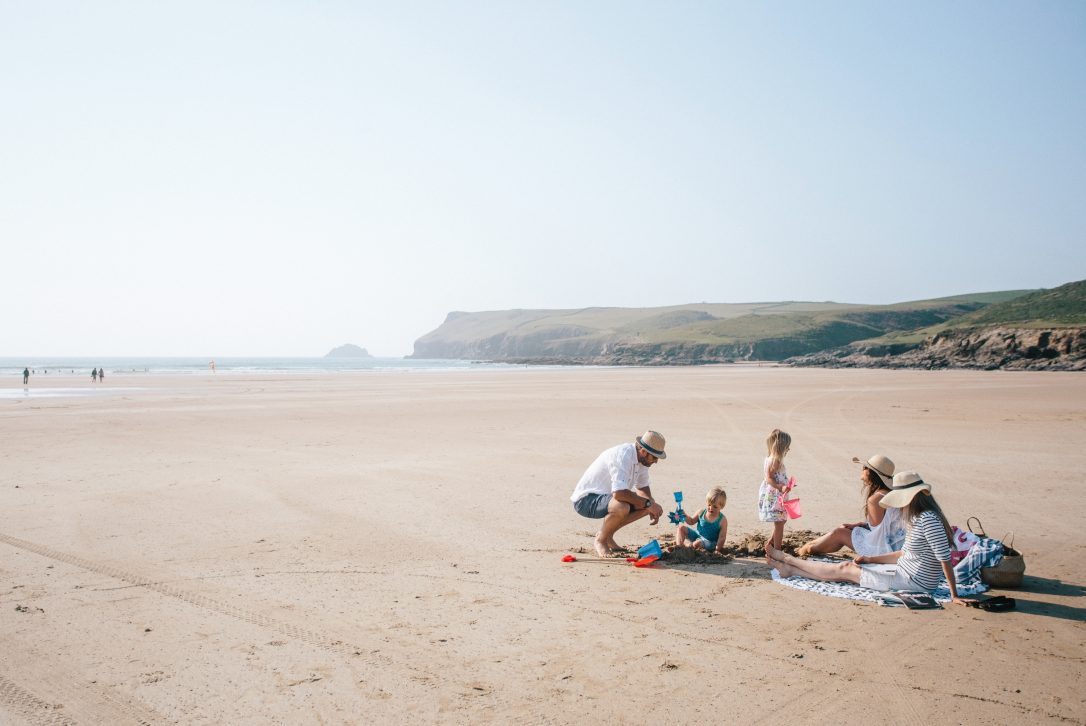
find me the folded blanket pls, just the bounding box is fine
[950,536,1004,593]
[771,567,893,605]
[771,539,1003,606]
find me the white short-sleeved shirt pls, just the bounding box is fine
[570,443,651,503]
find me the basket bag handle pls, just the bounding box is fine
[966,516,986,537]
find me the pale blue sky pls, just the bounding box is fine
[3,2,1083,356]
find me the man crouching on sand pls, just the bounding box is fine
[570,431,667,557]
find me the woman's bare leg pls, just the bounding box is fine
[767,544,861,584]
[797,526,854,557]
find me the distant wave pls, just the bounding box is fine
[0,357,524,376]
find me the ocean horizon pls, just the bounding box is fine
[1,356,524,377]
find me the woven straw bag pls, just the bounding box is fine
[968,517,1025,588]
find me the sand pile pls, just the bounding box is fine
[722,529,822,557]
[656,529,823,563]
[661,544,732,564]
[570,529,824,563]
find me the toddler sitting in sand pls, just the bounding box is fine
[675,486,728,553]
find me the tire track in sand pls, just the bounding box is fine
[0,531,502,711]
[0,672,79,726]
[0,649,162,726]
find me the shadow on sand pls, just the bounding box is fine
[990,575,1086,622]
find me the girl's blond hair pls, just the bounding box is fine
[765,429,791,467]
[706,486,727,507]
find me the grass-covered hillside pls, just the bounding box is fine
[844,282,1086,350]
[951,279,1086,328]
[410,285,1070,364]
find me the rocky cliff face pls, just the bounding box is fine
[415,336,840,365]
[415,323,1086,370]
[410,304,986,364]
[411,326,605,360]
[789,327,1086,371]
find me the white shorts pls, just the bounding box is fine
[858,564,924,592]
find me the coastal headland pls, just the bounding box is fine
[411,280,1086,370]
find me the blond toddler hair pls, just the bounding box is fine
[706,486,727,508]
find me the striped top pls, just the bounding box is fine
[897,511,953,591]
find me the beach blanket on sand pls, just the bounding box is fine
[771,538,1005,607]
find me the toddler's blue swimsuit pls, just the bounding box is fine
[693,510,724,544]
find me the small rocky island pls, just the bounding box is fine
[324,344,372,358]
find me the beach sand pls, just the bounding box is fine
[1,366,1084,724]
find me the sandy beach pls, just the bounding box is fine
[1,366,1084,724]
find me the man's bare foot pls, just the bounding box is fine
[773,559,800,578]
[796,544,812,558]
[606,539,622,551]
[594,540,614,557]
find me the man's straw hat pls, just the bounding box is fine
[879,471,932,509]
[636,430,667,459]
[852,454,895,487]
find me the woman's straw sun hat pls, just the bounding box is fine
[879,471,932,508]
[853,454,895,487]
[636,430,667,459]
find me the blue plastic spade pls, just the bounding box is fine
[667,491,685,524]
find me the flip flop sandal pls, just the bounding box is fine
[968,595,1016,612]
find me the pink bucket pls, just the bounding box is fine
[780,497,802,519]
[778,478,801,519]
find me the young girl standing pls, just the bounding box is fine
[758,429,792,551]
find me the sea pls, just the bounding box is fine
[0,356,524,378]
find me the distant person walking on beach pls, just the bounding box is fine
[210,360,216,373]
[91,368,98,382]
[758,429,794,551]
[98,367,104,382]
[23,367,30,384]
[570,431,667,556]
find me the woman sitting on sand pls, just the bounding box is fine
[766,471,974,605]
[796,455,905,558]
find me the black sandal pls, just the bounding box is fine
[967,595,1016,612]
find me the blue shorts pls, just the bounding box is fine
[679,526,717,548]
[573,492,612,519]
